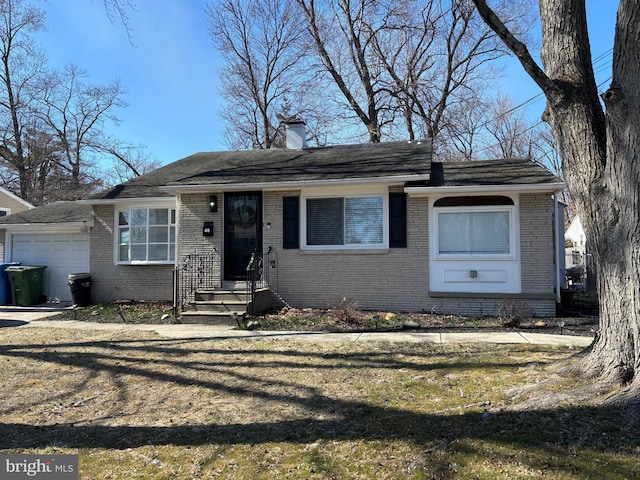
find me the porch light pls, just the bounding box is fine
[208,195,218,212]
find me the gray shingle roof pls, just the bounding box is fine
[90,140,434,200]
[0,201,93,225]
[424,158,561,187]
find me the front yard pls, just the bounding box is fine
[0,326,637,479]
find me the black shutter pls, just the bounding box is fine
[283,196,300,249]
[389,192,407,248]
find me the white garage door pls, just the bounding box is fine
[11,233,90,302]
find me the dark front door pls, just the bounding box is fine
[224,192,262,280]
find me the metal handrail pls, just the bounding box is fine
[173,253,220,314]
[246,248,271,314]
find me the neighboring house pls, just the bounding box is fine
[0,126,565,316]
[0,186,33,267]
[564,215,594,290]
[0,202,93,302]
[0,186,33,217]
[565,215,586,257]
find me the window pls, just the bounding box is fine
[430,195,521,294]
[434,196,515,258]
[438,210,510,254]
[117,207,176,263]
[305,195,384,248]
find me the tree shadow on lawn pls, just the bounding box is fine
[0,336,638,479]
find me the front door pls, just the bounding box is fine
[224,192,263,280]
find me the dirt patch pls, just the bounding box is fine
[54,300,175,324]
[51,301,599,337]
[256,307,599,337]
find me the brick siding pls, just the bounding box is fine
[89,205,174,303]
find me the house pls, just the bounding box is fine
[564,215,594,290]
[0,201,93,302]
[0,127,565,317]
[565,215,586,256]
[0,186,33,217]
[0,185,34,267]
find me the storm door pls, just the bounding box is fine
[224,192,263,280]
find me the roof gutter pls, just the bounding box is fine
[405,182,565,196]
[78,197,177,206]
[0,220,94,233]
[158,174,430,194]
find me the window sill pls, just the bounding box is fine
[299,248,389,255]
[116,261,176,266]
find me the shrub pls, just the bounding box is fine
[497,299,534,327]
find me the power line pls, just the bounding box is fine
[467,51,613,159]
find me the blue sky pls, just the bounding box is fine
[34,1,617,166]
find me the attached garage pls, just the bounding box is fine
[10,233,89,302]
[0,201,94,304]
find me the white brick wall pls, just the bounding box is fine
[263,191,557,317]
[85,190,558,316]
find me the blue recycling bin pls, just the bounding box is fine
[0,262,21,304]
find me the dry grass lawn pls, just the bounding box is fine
[0,326,638,479]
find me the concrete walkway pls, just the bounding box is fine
[0,306,593,347]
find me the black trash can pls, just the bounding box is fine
[69,273,92,306]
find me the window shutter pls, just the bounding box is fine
[389,192,407,248]
[283,196,300,249]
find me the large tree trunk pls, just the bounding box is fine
[473,0,640,391]
[582,0,640,389]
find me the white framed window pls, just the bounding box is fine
[301,186,388,250]
[116,206,176,264]
[436,207,513,257]
[0,208,9,217]
[429,195,521,294]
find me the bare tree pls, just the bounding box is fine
[297,0,392,143]
[208,0,319,149]
[473,0,640,398]
[39,64,127,198]
[378,0,537,148]
[101,141,160,184]
[481,95,540,159]
[438,93,490,160]
[0,0,47,202]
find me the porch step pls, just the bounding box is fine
[179,310,245,326]
[195,289,248,302]
[179,287,272,325]
[189,299,246,313]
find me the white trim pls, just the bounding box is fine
[300,185,389,251]
[429,194,521,294]
[114,204,177,266]
[0,221,93,233]
[159,175,429,194]
[433,206,517,260]
[406,182,565,196]
[78,197,176,206]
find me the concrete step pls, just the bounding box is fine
[179,310,245,326]
[189,300,246,313]
[194,289,248,302]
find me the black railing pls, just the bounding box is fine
[173,253,220,314]
[246,248,272,314]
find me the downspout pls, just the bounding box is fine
[554,195,562,304]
